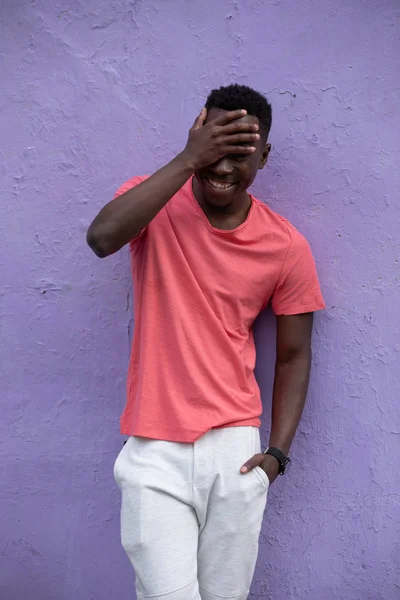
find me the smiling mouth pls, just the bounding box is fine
[205,177,236,190]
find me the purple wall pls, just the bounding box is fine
[1,1,399,598]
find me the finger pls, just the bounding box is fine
[240,453,264,473]
[222,145,257,155]
[219,121,259,135]
[220,132,260,145]
[214,109,248,125]
[192,107,207,130]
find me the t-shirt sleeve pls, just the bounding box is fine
[271,230,325,315]
[113,175,149,245]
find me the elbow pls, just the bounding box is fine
[86,224,113,258]
[276,346,311,366]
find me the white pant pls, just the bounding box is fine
[114,427,269,600]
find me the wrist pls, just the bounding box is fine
[263,447,292,476]
[176,149,198,174]
[268,440,291,456]
[264,452,280,467]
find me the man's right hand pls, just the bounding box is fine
[181,108,260,171]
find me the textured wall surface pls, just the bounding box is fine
[1,1,399,599]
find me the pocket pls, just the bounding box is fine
[113,439,128,486]
[250,428,269,490]
[254,465,270,490]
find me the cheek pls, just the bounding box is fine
[239,160,259,183]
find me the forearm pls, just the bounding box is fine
[268,353,311,455]
[87,151,194,257]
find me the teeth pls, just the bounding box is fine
[207,179,234,189]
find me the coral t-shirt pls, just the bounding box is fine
[114,176,325,442]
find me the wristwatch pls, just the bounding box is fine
[263,447,291,476]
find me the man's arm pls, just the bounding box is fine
[86,108,259,258]
[241,313,313,483]
[269,313,313,455]
[86,154,194,258]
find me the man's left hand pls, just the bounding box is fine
[240,453,280,485]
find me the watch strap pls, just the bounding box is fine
[263,446,291,475]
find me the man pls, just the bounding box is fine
[87,84,325,600]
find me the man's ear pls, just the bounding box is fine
[259,143,271,170]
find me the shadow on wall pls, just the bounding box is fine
[254,308,276,437]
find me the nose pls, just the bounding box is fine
[209,156,234,176]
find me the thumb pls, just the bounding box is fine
[192,107,207,130]
[240,453,264,474]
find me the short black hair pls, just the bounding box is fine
[205,84,272,137]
